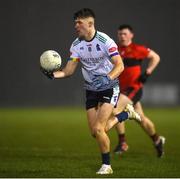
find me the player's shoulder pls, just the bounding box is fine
[71,38,82,47]
[132,43,149,50]
[95,31,112,44]
[131,43,151,58]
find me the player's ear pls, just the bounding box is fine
[131,32,134,39]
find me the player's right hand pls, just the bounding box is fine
[93,75,110,89]
[40,67,54,80]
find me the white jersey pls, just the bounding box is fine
[69,31,120,91]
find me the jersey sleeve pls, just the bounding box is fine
[105,38,120,58]
[136,45,151,59]
[69,44,80,62]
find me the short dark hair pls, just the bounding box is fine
[73,8,96,20]
[118,24,133,32]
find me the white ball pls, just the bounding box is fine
[40,50,62,71]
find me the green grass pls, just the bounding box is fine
[0,107,180,177]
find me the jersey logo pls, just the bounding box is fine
[109,47,117,53]
[88,46,92,52]
[86,44,92,52]
[96,44,101,51]
[80,47,84,50]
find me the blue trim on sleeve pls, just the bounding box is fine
[110,52,119,58]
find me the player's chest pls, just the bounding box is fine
[78,43,106,58]
[120,48,139,59]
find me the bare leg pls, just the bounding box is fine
[87,104,114,174]
[134,102,156,136]
[134,102,165,157]
[93,103,114,153]
[87,107,98,137]
[105,94,133,132]
[106,94,133,154]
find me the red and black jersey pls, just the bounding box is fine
[118,43,150,91]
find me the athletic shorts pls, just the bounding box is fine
[121,87,143,105]
[85,85,120,110]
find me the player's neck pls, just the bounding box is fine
[84,28,96,42]
[120,41,132,47]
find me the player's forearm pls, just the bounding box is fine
[146,50,160,74]
[108,63,124,80]
[53,60,78,78]
[108,55,124,80]
[53,70,65,78]
[147,54,160,74]
[53,69,73,78]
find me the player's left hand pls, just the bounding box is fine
[93,75,111,88]
[139,71,150,83]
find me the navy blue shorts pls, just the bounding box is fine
[85,85,120,110]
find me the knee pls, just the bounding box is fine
[93,126,105,137]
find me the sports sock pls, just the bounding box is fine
[150,133,159,143]
[116,111,129,122]
[101,152,110,165]
[118,133,126,144]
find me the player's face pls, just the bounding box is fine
[118,29,134,46]
[74,18,91,39]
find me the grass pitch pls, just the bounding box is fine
[0,107,180,177]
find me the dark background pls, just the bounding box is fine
[1,0,180,107]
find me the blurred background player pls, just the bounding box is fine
[113,24,165,157]
[41,9,141,174]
